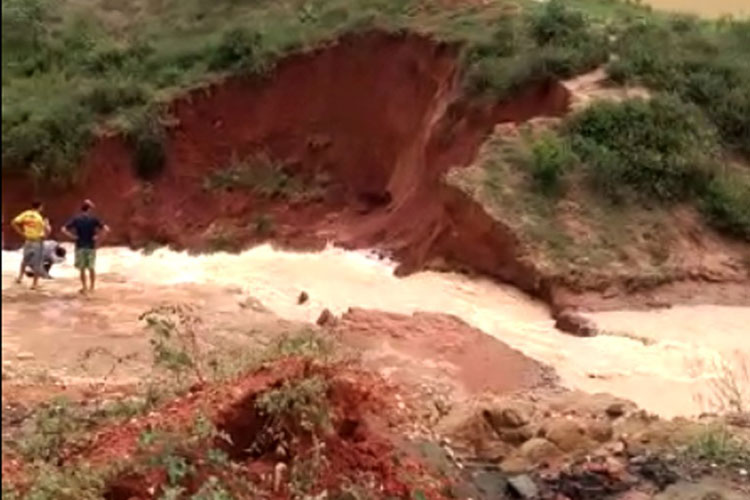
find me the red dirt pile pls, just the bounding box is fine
[2,31,569,299]
[8,358,450,499]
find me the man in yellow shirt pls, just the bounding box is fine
[12,201,50,289]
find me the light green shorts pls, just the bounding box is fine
[75,248,96,270]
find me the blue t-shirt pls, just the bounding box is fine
[65,214,104,249]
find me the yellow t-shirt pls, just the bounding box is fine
[12,209,45,241]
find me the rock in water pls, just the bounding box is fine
[507,474,539,499]
[554,310,598,337]
[316,308,337,327]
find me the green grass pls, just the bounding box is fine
[0,0,615,182]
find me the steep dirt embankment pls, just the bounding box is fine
[2,32,568,297]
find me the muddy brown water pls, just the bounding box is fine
[2,245,749,418]
[645,0,749,18]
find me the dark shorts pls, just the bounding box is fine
[22,240,44,276]
[75,248,96,270]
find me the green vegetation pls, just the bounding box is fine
[464,0,608,96]
[568,95,718,201]
[1,305,346,499]
[0,0,622,182]
[607,14,750,155]
[686,424,750,466]
[525,129,577,195]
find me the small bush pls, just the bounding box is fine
[525,131,576,195]
[209,27,269,74]
[256,375,331,435]
[701,176,750,241]
[567,95,719,202]
[205,153,303,199]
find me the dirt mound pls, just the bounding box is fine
[6,357,449,499]
[1,31,568,299]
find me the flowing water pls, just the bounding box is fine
[2,245,749,417]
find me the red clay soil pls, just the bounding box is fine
[1,31,568,301]
[37,357,449,500]
[337,308,553,398]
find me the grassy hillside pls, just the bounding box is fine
[2,0,749,241]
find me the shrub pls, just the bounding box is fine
[701,176,750,241]
[567,95,719,202]
[2,98,93,183]
[463,0,608,97]
[204,153,302,199]
[609,17,750,155]
[526,131,576,195]
[209,27,269,74]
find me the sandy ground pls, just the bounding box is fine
[2,245,749,417]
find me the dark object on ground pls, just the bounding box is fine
[554,310,598,337]
[298,291,309,304]
[507,474,539,499]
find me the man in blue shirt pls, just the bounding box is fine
[61,200,110,294]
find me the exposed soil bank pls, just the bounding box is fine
[3,31,745,311]
[1,32,567,299]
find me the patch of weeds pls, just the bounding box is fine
[705,352,750,415]
[250,375,333,461]
[686,424,750,466]
[22,462,106,500]
[141,304,206,386]
[268,329,336,362]
[204,153,307,200]
[257,375,332,436]
[523,130,576,195]
[14,397,91,463]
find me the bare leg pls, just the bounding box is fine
[31,272,39,290]
[16,259,24,284]
[89,268,96,292]
[79,269,87,294]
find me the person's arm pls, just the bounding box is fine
[61,220,76,241]
[11,214,25,236]
[43,218,51,237]
[95,223,111,245]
